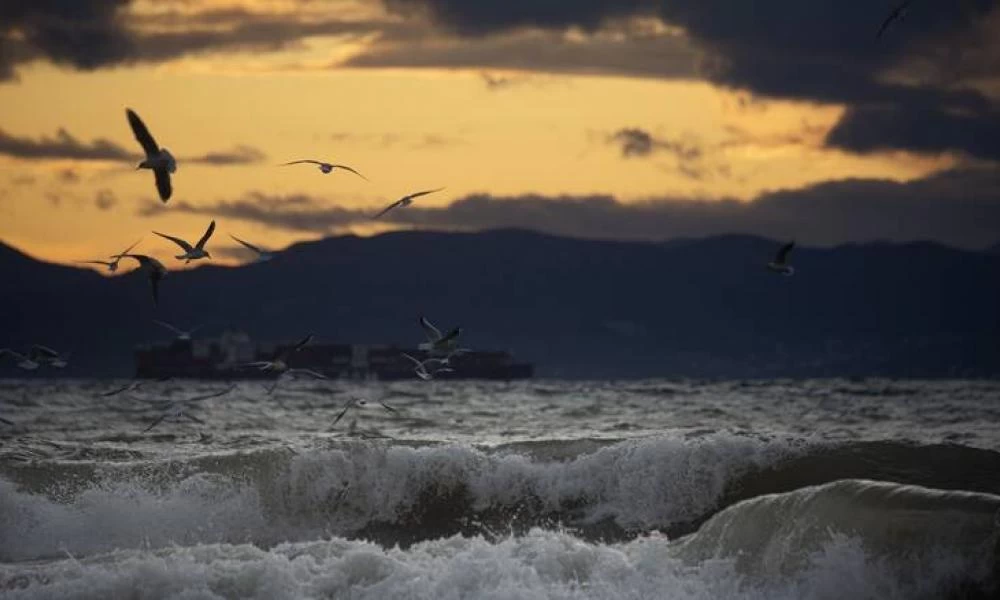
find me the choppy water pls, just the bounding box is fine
[2,378,999,599]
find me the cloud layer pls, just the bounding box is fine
[137,169,1000,250]
[0,127,265,165]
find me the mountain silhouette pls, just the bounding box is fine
[1,229,997,378]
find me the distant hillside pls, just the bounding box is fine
[0,229,998,378]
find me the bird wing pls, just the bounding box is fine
[404,187,445,202]
[332,164,369,181]
[378,401,397,413]
[0,349,26,361]
[150,271,161,307]
[438,327,461,345]
[142,413,168,433]
[288,368,328,380]
[154,168,172,202]
[282,160,322,166]
[30,345,59,359]
[153,320,183,335]
[126,108,160,157]
[79,260,114,266]
[775,241,795,264]
[229,234,262,254]
[185,384,237,403]
[401,353,424,367]
[100,383,133,397]
[419,316,442,341]
[373,199,403,219]
[331,402,353,426]
[0,416,13,426]
[195,220,216,250]
[116,239,142,257]
[154,231,194,252]
[292,334,314,353]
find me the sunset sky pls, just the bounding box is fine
[1,0,998,267]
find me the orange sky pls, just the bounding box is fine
[0,0,959,267]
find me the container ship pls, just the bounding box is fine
[134,331,534,380]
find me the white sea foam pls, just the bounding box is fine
[1,528,990,600]
[0,433,804,561]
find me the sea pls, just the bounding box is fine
[1,378,999,599]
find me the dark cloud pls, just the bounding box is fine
[344,26,699,80]
[57,168,80,184]
[606,127,728,180]
[0,0,133,80]
[0,128,132,161]
[380,0,1000,160]
[94,188,117,210]
[0,126,266,165]
[136,169,1000,250]
[608,127,701,161]
[382,0,652,34]
[186,145,266,166]
[0,3,393,80]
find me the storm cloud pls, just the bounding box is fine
[379,0,1000,160]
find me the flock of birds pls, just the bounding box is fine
[0,106,466,431]
[6,0,908,427]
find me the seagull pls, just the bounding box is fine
[142,384,236,433]
[229,234,274,263]
[241,334,323,392]
[154,220,215,263]
[876,0,914,39]
[331,397,397,427]
[242,334,314,374]
[127,108,176,202]
[154,320,202,341]
[265,367,328,395]
[29,345,69,368]
[282,160,368,180]
[78,239,141,273]
[124,254,168,306]
[401,352,454,381]
[767,241,796,276]
[417,315,463,356]
[373,188,444,219]
[0,349,39,370]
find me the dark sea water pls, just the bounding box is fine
[1,378,999,599]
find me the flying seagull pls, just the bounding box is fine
[373,188,444,219]
[229,234,274,263]
[124,254,167,306]
[242,334,314,374]
[265,367,328,395]
[126,108,176,202]
[29,345,69,368]
[0,349,39,370]
[142,384,237,433]
[417,315,463,355]
[154,220,216,263]
[154,320,202,341]
[282,160,368,180]
[767,241,796,276]
[78,239,141,273]
[401,352,454,381]
[876,0,914,39]
[331,397,397,427]
[241,334,323,392]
